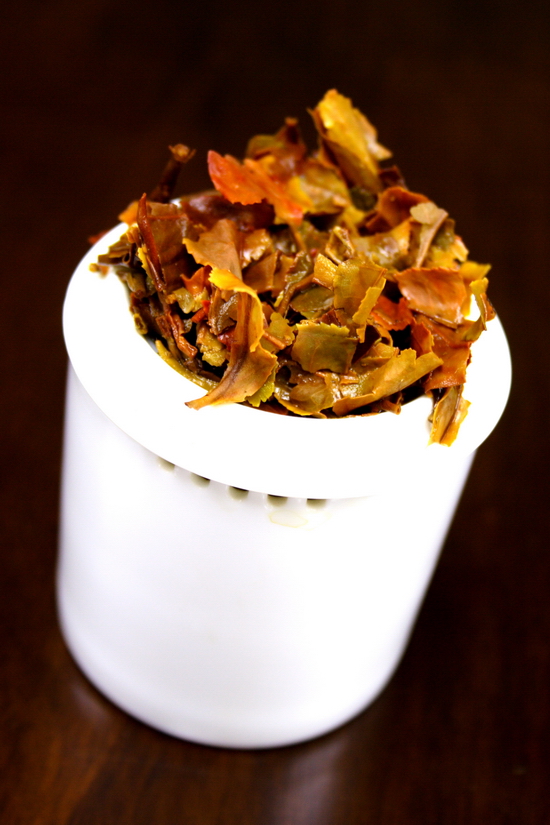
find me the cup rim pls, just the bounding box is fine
[63,224,512,498]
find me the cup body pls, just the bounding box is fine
[59,365,474,748]
[59,228,510,748]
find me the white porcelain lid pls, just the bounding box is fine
[63,224,512,498]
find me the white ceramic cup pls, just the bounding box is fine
[58,226,511,748]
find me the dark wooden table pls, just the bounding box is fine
[1,1,548,821]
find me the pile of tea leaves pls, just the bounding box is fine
[92,89,494,444]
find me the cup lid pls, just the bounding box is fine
[63,225,512,498]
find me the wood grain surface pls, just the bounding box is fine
[1,1,548,822]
